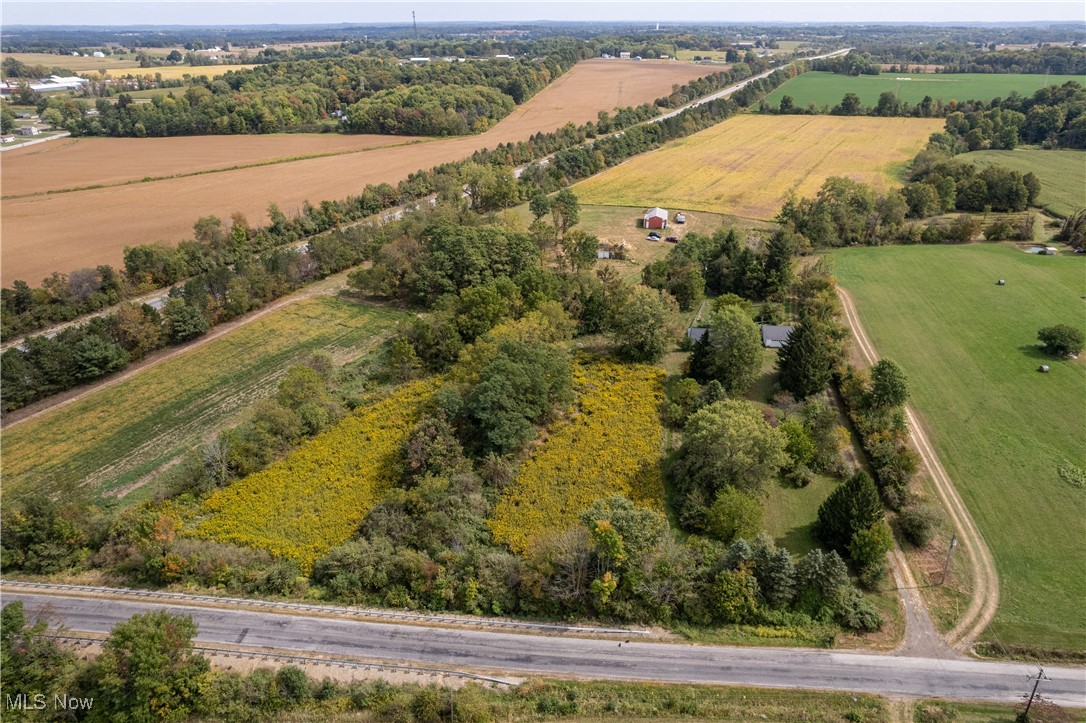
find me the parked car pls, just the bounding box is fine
[647,232,661,240]
[674,213,686,224]
[665,236,679,243]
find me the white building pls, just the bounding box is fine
[19,126,41,136]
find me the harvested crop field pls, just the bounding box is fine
[107,64,259,79]
[573,114,942,220]
[3,133,423,197]
[0,59,715,286]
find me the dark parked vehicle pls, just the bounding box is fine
[665,236,679,243]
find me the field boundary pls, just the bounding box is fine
[836,286,1000,652]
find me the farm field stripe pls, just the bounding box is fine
[836,287,999,652]
[1,273,348,431]
[0,137,435,200]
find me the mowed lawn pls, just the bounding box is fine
[1,296,407,508]
[574,115,941,220]
[763,71,1078,108]
[834,244,1086,651]
[960,148,1086,218]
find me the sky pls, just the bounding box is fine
[1,1,1083,27]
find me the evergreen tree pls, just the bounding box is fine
[814,469,883,554]
[762,228,800,297]
[777,321,834,399]
[762,548,797,608]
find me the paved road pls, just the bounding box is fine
[9,592,1084,706]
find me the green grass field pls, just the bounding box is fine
[1,295,406,508]
[763,475,839,556]
[763,71,1079,109]
[834,244,1086,652]
[960,148,1086,218]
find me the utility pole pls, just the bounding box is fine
[1023,667,1049,718]
[939,534,957,585]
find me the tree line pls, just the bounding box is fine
[38,52,587,138]
[765,78,1086,153]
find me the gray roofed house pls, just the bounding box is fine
[760,324,794,348]
[687,327,708,342]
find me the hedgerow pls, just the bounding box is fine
[192,379,438,570]
[489,359,666,554]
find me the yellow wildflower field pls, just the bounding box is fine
[573,114,943,220]
[193,379,437,571]
[489,360,667,554]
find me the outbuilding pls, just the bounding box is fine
[760,324,794,348]
[687,327,708,343]
[643,207,669,229]
[19,126,40,136]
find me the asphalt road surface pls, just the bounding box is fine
[9,593,1084,706]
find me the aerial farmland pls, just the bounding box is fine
[2,11,1085,721]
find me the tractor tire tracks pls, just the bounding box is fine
[837,287,999,652]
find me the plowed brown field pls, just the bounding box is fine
[1,59,714,286]
[3,134,423,196]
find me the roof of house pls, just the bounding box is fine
[687,327,708,342]
[761,324,794,348]
[644,207,668,219]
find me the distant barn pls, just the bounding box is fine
[643,207,669,229]
[761,325,795,348]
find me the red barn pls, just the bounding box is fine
[643,207,669,229]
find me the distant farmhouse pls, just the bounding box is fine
[643,207,669,229]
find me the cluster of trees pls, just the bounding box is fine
[932,81,1086,150]
[833,358,939,552]
[837,360,918,511]
[939,46,1086,75]
[854,42,1086,75]
[778,171,1037,249]
[1,213,377,412]
[343,83,514,135]
[644,226,802,313]
[907,158,1040,217]
[36,50,590,137]
[1,56,76,78]
[810,52,882,76]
